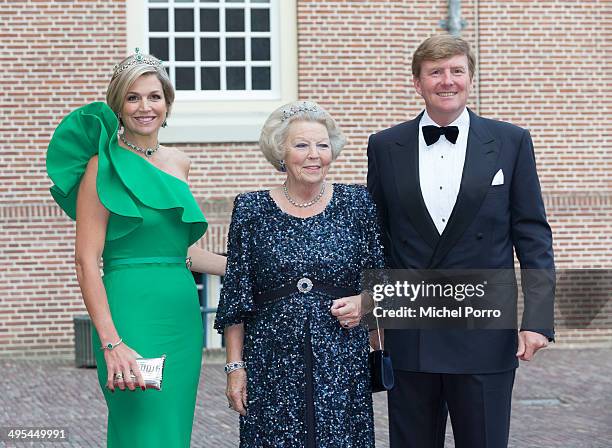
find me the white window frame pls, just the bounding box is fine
[127,0,297,143]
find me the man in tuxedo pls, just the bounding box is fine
[367,35,555,448]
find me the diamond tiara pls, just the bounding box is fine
[280,102,320,122]
[112,48,163,79]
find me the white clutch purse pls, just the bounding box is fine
[115,355,167,390]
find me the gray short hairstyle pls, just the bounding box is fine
[259,100,347,171]
[106,53,175,118]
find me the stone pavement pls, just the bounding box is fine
[0,347,611,447]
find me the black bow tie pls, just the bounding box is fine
[422,125,459,146]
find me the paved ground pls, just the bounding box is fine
[0,347,611,447]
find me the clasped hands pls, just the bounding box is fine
[331,294,363,329]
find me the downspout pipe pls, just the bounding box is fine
[439,0,480,114]
[440,0,466,36]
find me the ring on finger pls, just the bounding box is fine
[342,321,350,328]
[115,373,124,380]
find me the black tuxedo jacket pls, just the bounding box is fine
[367,109,555,373]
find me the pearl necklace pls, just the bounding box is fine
[283,182,326,208]
[120,133,159,158]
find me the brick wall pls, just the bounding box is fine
[472,0,612,344]
[1,0,610,357]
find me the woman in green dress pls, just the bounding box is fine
[46,50,226,447]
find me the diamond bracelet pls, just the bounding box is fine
[224,361,246,375]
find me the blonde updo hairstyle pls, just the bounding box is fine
[259,101,347,171]
[106,52,175,119]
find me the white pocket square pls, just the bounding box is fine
[491,169,504,186]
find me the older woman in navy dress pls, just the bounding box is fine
[214,101,385,448]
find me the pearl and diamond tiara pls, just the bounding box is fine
[280,102,320,122]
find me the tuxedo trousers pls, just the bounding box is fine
[388,369,515,448]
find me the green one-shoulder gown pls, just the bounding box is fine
[47,102,208,447]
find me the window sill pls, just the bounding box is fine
[160,106,275,143]
[160,95,297,143]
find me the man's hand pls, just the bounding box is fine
[516,330,549,361]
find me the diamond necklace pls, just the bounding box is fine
[120,132,160,158]
[282,182,326,208]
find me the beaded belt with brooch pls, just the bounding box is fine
[254,277,357,306]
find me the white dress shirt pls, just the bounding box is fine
[418,108,470,235]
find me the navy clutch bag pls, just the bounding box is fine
[369,349,395,392]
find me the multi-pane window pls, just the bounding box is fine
[147,0,275,98]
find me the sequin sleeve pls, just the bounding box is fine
[214,194,255,334]
[355,185,386,290]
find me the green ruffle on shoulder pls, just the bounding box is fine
[46,102,207,244]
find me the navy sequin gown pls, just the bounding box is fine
[214,184,385,448]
